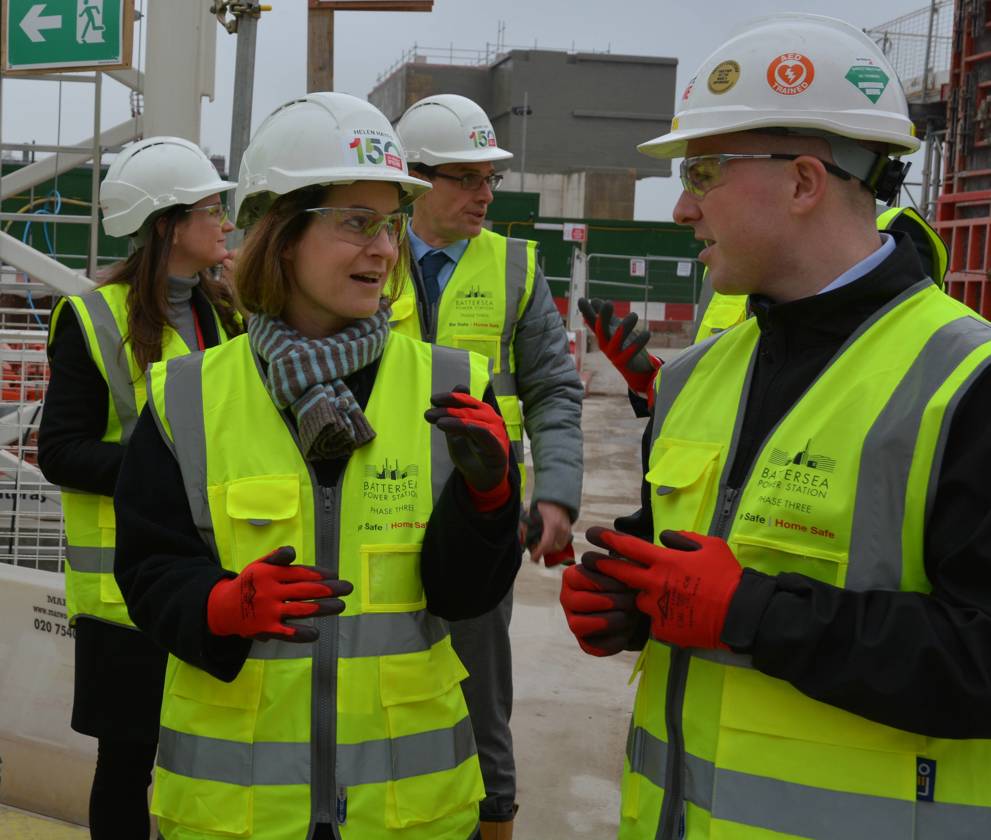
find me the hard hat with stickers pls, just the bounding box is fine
[396,93,513,166]
[234,92,432,228]
[638,13,918,203]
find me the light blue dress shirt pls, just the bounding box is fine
[408,226,470,295]
[817,232,896,295]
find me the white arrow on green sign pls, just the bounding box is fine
[2,0,132,74]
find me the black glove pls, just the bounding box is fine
[424,386,511,511]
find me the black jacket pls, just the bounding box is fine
[37,290,225,742]
[634,233,991,739]
[113,353,522,683]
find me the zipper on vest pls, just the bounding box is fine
[657,647,690,840]
[712,487,739,539]
[336,785,347,825]
[313,479,343,839]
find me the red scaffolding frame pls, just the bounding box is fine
[936,0,991,318]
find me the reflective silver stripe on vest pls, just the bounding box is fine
[248,610,450,661]
[626,724,714,813]
[79,292,140,443]
[691,273,716,339]
[160,353,220,562]
[496,238,529,397]
[65,544,114,574]
[916,799,991,839]
[848,316,991,589]
[713,766,913,840]
[430,344,472,504]
[158,714,476,788]
[924,355,991,524]
[627,724,991,840]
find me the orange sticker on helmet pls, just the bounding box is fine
[766,53,815,95]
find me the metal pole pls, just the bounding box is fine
[88,72,102,280]
[228,2,261,185]
[921,122,935,219]
[922,0,938,102]
[520,90,528,193]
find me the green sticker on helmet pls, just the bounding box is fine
[845,64,890,103]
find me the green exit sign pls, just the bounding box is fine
[2,0,133,74]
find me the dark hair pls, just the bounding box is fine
[98,205,243,377]
[235,185,410,317]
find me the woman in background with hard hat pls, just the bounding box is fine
[38,136,242,839]
[113,92,521,840]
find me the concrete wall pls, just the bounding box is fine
[489,51,675,179]
[369,48,676,220]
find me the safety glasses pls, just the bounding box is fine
[186,203,230,224]
[304,207,408,246]
[680,153,852,198]
[432,171,503,192]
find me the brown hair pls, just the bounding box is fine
[98,205,243,377]
[235,185,410,317]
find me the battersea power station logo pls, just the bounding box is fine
[363,459,419,501]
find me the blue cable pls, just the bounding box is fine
[19,189,63,327]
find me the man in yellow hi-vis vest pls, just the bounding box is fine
[395,94,584,840]
[561,13,991,840]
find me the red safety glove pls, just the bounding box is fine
[520,503,575,567]
[582,527,743,650]
[424,386,511,512]
[206,546,352,643]
[560,563,645,656]
[578,297,661,399]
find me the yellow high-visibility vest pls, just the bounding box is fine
[693,206,949,343]
[48,283,232,627]
[145,330,490,839]
[621,280,991,839]
[392,228,536,481]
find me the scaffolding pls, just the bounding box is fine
[866,1,955,102]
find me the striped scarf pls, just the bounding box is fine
[248,301,391,461]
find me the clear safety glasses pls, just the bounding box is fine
[679,153,853,198]
[304,207,409,247]
[432,171,504,192]
[186,203,230,224]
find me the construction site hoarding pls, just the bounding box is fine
[1,0,133,74]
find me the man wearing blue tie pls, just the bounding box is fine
[394,93,584,840]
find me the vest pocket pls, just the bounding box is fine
[716,665,922,802]
[646,439,723,533]
[731,533,848,586]
[454,335,502,372]
[153,660,264,835]
[222,475,302,572]
[97,496,125,605]
[380,638,483,827]
[361,544,426,613]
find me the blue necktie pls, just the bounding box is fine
[419,250,449,306]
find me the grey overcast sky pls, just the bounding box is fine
[1,0,935,220]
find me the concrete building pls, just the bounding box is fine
[369,47,677,219]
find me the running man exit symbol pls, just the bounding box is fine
[77,0,104,43]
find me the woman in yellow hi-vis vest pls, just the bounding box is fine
[562,14,991,840]
[112,93,522,840]
[37,136,241,839]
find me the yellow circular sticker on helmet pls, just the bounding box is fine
[708,61,741,95]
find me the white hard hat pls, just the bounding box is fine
[235,92,431,228]
[100,136,235,238]
[638,14,919,160]
[396,94,513,166]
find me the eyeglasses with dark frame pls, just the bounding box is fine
[304,206,409,246]
[186,203,230,224]
[679,153,852,199]
[432,171,504,192]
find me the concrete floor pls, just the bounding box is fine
[0,344,680,840]
[512,345,680,839]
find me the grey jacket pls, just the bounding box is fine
[409,239,584,519]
